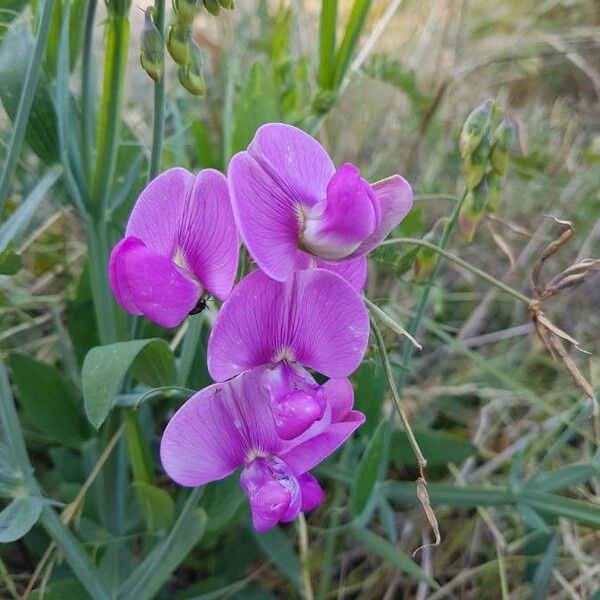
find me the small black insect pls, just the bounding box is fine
[189,293,211,315]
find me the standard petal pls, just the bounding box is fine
[207,269,369,381]
[161,368,280,487]
[293,252,368,292]
[228,151,301,282]
[116,237,201,328]
[177,169,239,300]
[126,167,194,256]
[351,174,413,257]
[249,123,335,208]
[108,237,143,316]
[281,411,365,474]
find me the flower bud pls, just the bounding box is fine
[464,135,491,190]
[173,0,200,24]
[203,0,221,15]
[489,117,516,176]
[486,171,503,213]
[178,41,205,95]
[218,0,235,8]
[414,221,445,282]
[139,8,164,83]
[459,178,489,241]
[167,22,190,66]
[459,99,494,159]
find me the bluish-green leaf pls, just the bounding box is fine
[351,420,386,518]
[82,339,177,429]
[253,526,301,591]
[532,532,559,600]
[0,244,22,275]
[9,352,89,447]
[352,357,386,436]
[133,482,175,533]
[0,496,43,543]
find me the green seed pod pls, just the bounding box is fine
[486,170,503,213]
[167,22,190,66]
[464,135,491,190]
[203,0,221,15]
[218,0,235,8]
[459,99,494,159]
[139,8,164,83]
[173,0,200,24]
[490,117,516,176]
[179,40,205,95]
[459,178,489,241]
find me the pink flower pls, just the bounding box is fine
[160,366,364,532]
[228,123,413,289]
[108,168,239,328]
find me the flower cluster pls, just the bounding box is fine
[109,123,413,531]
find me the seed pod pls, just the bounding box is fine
[218,0,235,8]
[490,117,516,176]
[459,100,494,159]
[459,178,489,241]
[173,0,200,24]
[203,0,221,15]
[139,8,164,83]
[167,22,190,66]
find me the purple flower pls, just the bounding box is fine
[207,268,370,382]
[160,366,364,532]
[109,168,239,328]
[228,123,413,287]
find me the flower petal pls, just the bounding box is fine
[111,236,200,328]
[207,269,369,381]
[177,169,239,300]
[126,167,194,257]
[293,252,368,292]
[160,367,280,487]
[228,152,300,282]
[351,174,413,257]
[323,378,354,423]
[249,123,335,208]
[298,472,326,512]
[281,411,365,474]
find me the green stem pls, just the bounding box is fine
[318,0,338,89]
[148,0,166,181]
[86,217,118,344]
[382,237,534,307]
[90,10,130,216]
[81,0,98,183]
[0,0,55,215]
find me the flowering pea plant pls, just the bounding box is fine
[109,123,413,531]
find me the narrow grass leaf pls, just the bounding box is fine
[253,526,301,591]
[532,532,559,600]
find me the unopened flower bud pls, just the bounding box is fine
[490,117,516,176]
[459,100,494,159]
[414,221,445,282]
[459,178,489,241]
[486,171,503,213]
[218,0,235,8]
[178,41,205,95]
[173,0,200,24]
[167,22,190,66]
[311,90,336,115]
[203,0,221,15]
[464,135,491,190]
[139,8,164,83]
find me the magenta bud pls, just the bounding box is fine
[273,389,326,440]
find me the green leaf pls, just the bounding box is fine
[0,496,43,543]
[526,463,599,494]
[29,578,88,600]
[133,482,175,533]
[352,358,386,436]
[351,420,386,517]
[392,428,477,468]
[532,532,559,600]
[9,353,89,447]
[0,20,60,165]
[0,443,21,497]
[351,524,439,588]
[253,526,301,590]
[82,339,177,429]
[203,475,245,534]
[0,245,22,275]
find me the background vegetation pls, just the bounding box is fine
[0,0,599,598]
